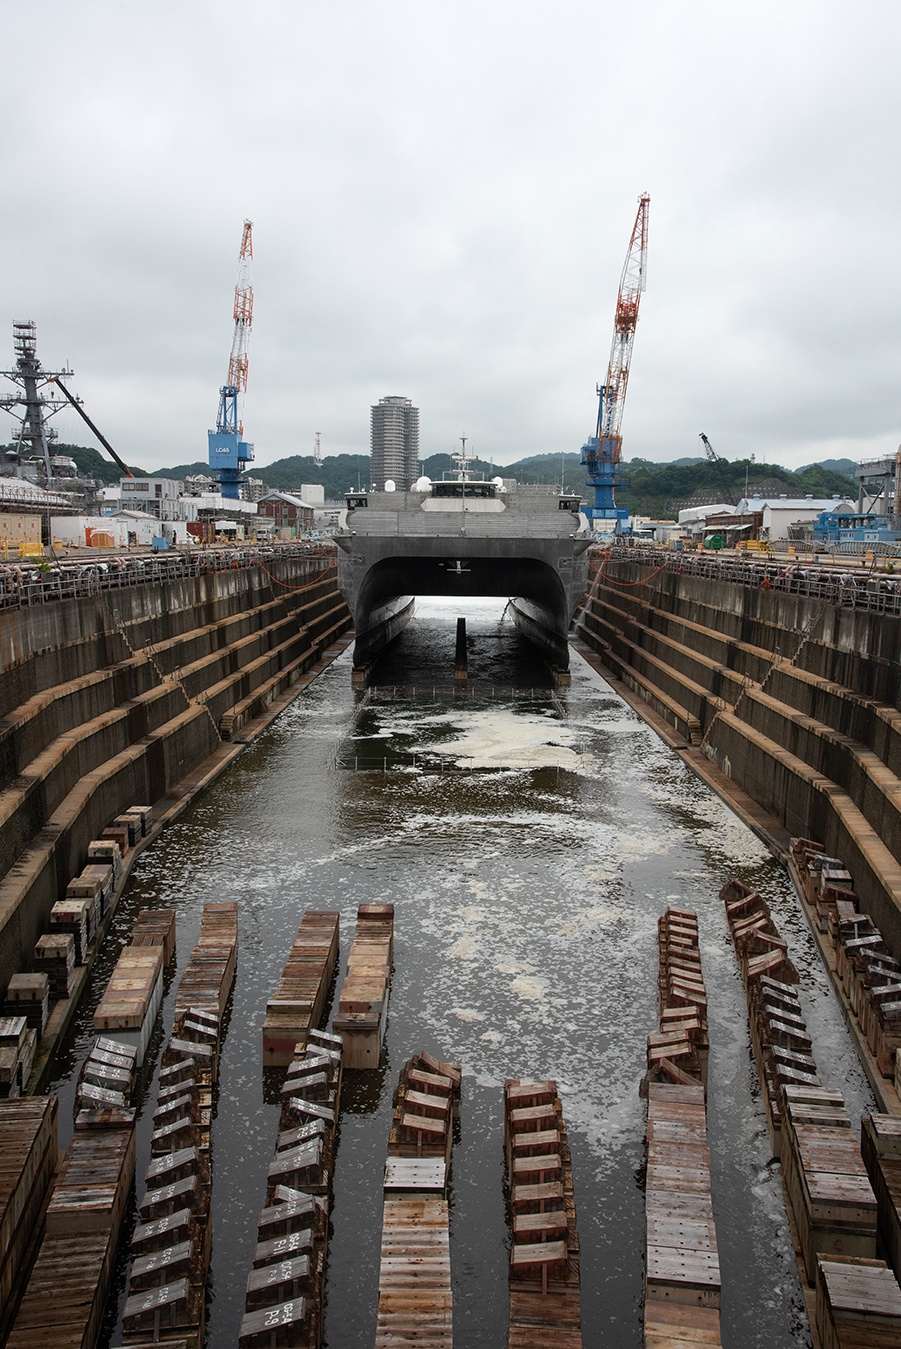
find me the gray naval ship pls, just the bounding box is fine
[335,444,592,679]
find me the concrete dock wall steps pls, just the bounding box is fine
[737,687,901,862]
[0,703,219,992]
[593,578,775,684]
[580,601,740,727]
[579,559,901,960]
[0,555,352,991]
[577,609,711,746]
[0,652,156,787]
[0,682,188,879]
[762,660,901,779]
[706,709,901,952]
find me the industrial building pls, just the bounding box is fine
[370,395,419,491]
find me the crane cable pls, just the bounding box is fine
[256,558,336,591]
[587,552,670,587]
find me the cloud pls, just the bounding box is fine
[2,1,900,473]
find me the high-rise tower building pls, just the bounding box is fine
[370,395,419,491]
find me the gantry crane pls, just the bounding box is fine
[208,220,255,499]
[580,193,650,529]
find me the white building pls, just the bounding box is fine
[119,476,184,517]
[736,495,855,540]
[676,503,737,543]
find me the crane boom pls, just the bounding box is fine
[218,219,254,436]
[699,433,736,506]
[208,220,255,499]
[580,193,650,528]
[50,377,134,478]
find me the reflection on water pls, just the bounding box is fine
[47,598,873,1348]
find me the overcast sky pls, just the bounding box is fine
[2,1,900,475]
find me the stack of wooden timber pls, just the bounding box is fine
[835,913,901,1080]
[504,1077,582,1347]
[646,907,709,1090]
[373,1052,461,1349]
[64,864,108,934]
[0,1018,37,1100]
[860,1114,901,1283]
[48,898,91,965]
[2,975,48,1038]
[131,909,177,965]
[0,1097,57,1341]
[781,1083,877,1284]
[119,1013,214,1345]
[643,1082,722,1349]
[333,903,394,1070]
[263,910,340,1067]
[387,1051,461,1182]
[721,880,814,1155]
[123,805,153,840]
[32,932,74,1000]
[791,836,901,1082]
[792,837,856,934]
[118,905,238,1346]
[238,1029,343,1348]
[93,942,164,1067]
[75,1036,138,1114]
[720,880,797,985]
[6,1104,136,1349]
[87,836,122,884]
[173,901,238,1024]
[815,1255,901,1347]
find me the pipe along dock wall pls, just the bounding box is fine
[0,554,351,990]
[578,555,901,958]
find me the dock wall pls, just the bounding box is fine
[578,555,901,956]
[0,552,352,990]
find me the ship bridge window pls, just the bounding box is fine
[432,482,496,499]
[346,495,368,509]
[558,497,581,512]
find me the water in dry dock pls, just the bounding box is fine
[47,598,874,1348]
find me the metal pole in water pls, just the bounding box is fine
[454,616,468,688]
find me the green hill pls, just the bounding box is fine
[5,443,859,519]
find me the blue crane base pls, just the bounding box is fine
[208,427,254,500]
[580,438,628,528]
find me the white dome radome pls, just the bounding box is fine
[384,479,396,492]
[413,476,432,492]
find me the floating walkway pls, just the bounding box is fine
[643,907,721,1347]
[263,911,340,1067]
[333,903,393,1069]
[504,1077,582,1347]
[374,1051,461,1349]
[239,1027,343,1348]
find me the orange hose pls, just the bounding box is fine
[256,559,336,591]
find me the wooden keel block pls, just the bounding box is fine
[238,1297,308,1347]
